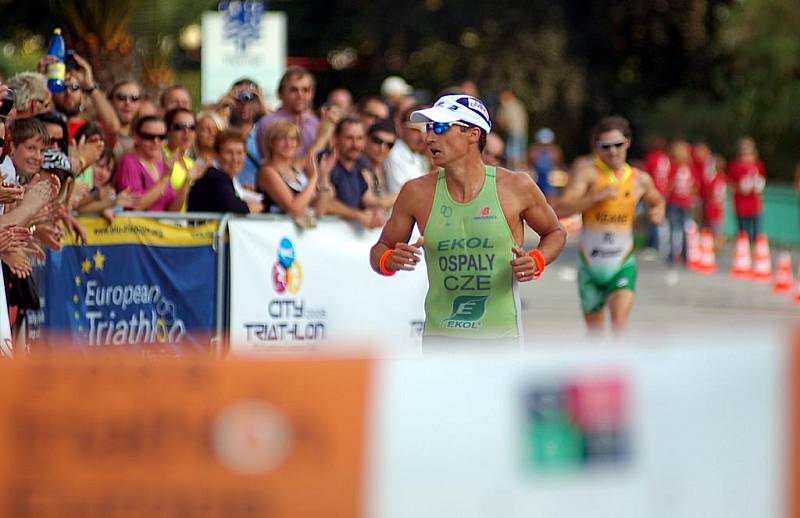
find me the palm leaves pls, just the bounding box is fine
[53,0,143,87]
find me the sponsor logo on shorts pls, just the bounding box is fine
[442,295,488,329]
[616,278,629,288]
[590,248,623,258]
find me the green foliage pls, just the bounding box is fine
[640,0,800,180]
[0,42,45,80]
[175,68,201,108]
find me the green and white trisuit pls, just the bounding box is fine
[422,166,522,342]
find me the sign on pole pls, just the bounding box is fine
[201,2,286,106]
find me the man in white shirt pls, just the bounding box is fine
[384,103,430,194]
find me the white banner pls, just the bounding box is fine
[201,7,286,105]
[367,342,787,518]
[228,219,427,352]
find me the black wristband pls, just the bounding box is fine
[83,83,98,94]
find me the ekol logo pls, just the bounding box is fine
[443,295,488,329]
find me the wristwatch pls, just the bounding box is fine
[83,83,98,94]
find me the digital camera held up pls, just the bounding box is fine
[237,90,256,103]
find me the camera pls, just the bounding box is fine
[0,88,15,118]
[65,50,79,71]
[237,90,255,103]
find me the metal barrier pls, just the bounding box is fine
[39,212,430,355]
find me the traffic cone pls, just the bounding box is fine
[773,252,793,294]
[699,228,716,274]
[752,234,772,282]
[730,232,752,279]
[794,266,800,304]
[685,220,702,272]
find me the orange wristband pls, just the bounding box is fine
[379,248,396,276]
[527,249,546,279]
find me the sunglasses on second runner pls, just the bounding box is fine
[426,121,471,135]
[598,140,627,151]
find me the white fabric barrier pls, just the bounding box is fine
[366,341,788,518]
[228,219,428,351]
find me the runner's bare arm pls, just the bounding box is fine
[369,182,422,274]
[515,174,566,265]
[639,171,665,224]
[550,161,613,217]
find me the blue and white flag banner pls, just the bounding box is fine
[43,217,219,353]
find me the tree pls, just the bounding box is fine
[639,0,800,179]
[55,0,142,88]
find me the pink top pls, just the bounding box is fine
[116,153,176,211]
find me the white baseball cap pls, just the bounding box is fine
[410,94,492,133]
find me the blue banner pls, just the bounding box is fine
[43,217,219,352]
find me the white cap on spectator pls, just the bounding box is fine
[410,94,492,133]
[381,76,413,97]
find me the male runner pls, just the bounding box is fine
[369,95,566,343]
[553,116,664,334]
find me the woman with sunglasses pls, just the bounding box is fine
[115,115,192,212]
[164,108,202,208]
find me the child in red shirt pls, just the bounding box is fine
[701,155,727,250]
[666,140,697,265]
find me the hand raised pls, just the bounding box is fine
[0,182,24,204]
[386,236,424,272]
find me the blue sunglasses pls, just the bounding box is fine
[426,121,471,135]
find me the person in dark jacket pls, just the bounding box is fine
[187,129,263,214]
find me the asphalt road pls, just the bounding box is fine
[518,239,798,346]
